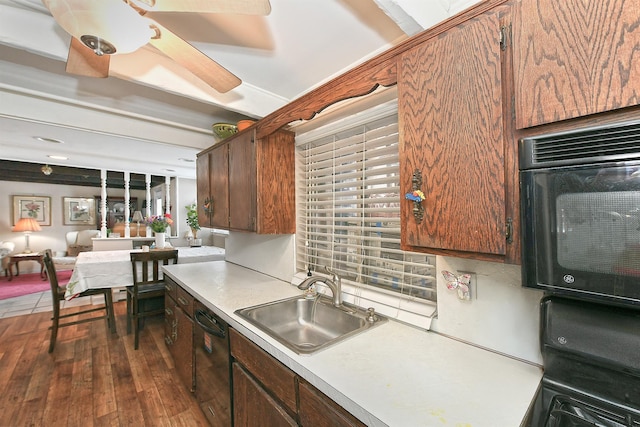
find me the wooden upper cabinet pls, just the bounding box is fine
[399,10,507,257]
[196,146,229,229]
[196,152,211,228]
[210,145,230,229]
[513,0,640,129]
[254,130,296,234]
[197,128,295,234]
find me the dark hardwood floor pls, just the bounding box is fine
[0,301,209,427]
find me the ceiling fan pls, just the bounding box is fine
[41,0,271,93]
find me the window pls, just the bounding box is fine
[296,102,436,304]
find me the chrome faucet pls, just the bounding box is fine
[297,268,342,307]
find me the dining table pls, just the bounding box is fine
[64,246,225,300]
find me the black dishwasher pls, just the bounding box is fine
[194,300,232,427]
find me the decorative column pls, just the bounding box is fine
[124,171,131,238]
[145,174,151,218]
[100,169,107,237]
[165,176,171,236]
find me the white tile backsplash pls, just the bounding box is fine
[431,256,544,365]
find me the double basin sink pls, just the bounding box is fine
[235,294,388,354]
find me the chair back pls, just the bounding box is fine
[130,250,179,289]
[42,249,62,301]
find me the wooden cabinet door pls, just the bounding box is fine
[164,294,176,348]
[299,381,366,427]
[399,10,506,256]
[255,130,296,234]
[228,132,257,231]
[210,145,230,229]
[513,0,640,129]
[174,305,194,392]
[196,152,212,228]
[232,363,297,427]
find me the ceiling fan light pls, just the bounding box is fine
[45,0,154,55]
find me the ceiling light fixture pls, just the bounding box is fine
[45,0,155,56]
[41,164,53,175]
[48,155,69,160]
[35,137,64,144]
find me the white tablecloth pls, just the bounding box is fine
[64,247,225,300]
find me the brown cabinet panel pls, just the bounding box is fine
[174,305,194,392]
[176,285,194,318]
[210,145,230,229]
[513,0,640,128]
[164,279,194,393]
[232,362,298,427]
[399,11,506,257]
[256,129,296,234]
[229,328,297,415]
[299,380,366,427]
[229,132,256,231]
[196,153,211,228]
[197,128,295,234]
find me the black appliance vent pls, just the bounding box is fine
[520,120,640,169]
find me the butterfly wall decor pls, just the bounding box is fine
[441,270,472,300]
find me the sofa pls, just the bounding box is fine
[52,229,101,270]
[1,241,16,278]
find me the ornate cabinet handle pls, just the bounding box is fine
[405,169,425,222]
[203,196,214,222]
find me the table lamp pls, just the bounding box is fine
[132,210,144,237]
[13,217,42,253]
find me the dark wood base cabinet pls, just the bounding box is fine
[230,329,366,427]
[298,381,365,427]
[232,363,297,427]
[164,277,194,392]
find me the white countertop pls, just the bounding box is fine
[163,261,542,427]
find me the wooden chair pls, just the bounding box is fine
[127,249,178,350]
[43,249,116,353]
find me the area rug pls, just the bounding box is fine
[0,270,72,300]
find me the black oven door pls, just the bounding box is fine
[520,160,640,306]
[546,395,640,427]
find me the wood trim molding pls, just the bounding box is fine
[255,0,510,138]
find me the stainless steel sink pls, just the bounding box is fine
[235,295,387,354]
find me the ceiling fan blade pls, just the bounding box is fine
[66,37,110,78]
[148,23,241,93]
[132,0,271,15]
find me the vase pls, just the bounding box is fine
[155,232,166,249]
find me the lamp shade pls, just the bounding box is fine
[132,210,144,222]
[13,218,42,233]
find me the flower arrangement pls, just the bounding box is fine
[185,203,200,232]
[146,214,173,233]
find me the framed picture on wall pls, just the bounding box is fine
[12,195,51,226]
[63,197,96,225]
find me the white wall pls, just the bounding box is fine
[0,180,145,274]
[225,232,295,283]
[431,256,544,365]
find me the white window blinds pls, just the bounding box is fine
[295,102,437,304]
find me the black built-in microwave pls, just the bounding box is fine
[520,121,640,307]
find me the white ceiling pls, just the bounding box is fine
[0,0,478,180]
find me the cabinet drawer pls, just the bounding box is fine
[176,285,194,318]
[299,380,365,427]
[164,276,178,301]
[230,329,297,414]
